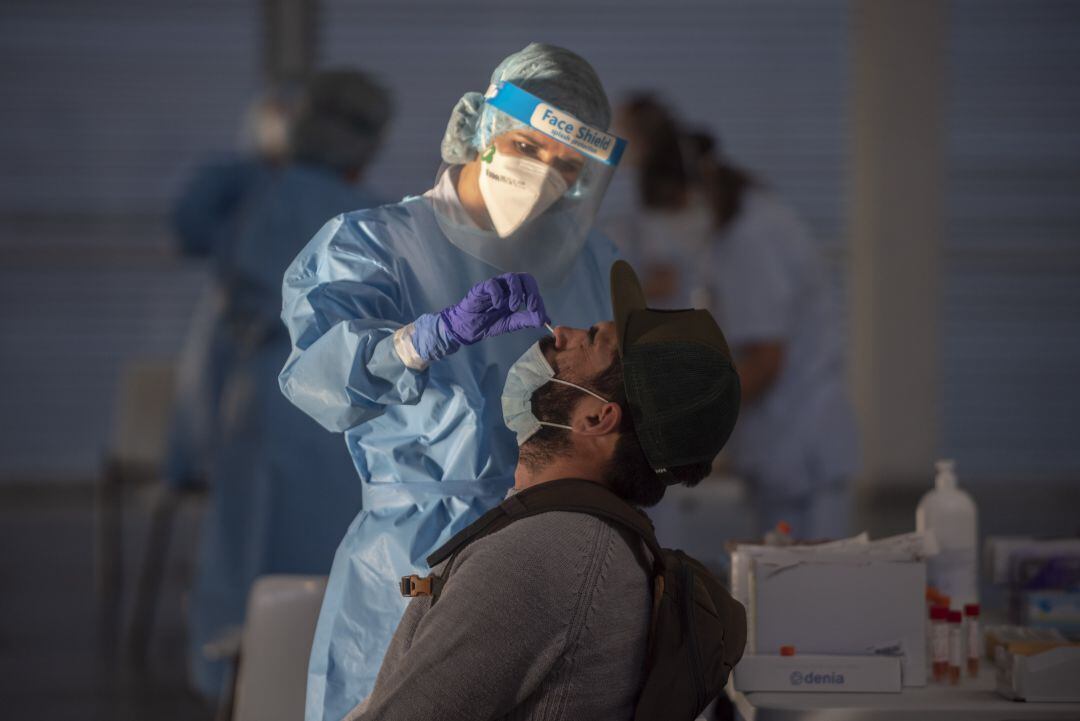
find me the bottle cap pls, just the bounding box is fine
[776,520,792,536]
[780,645,796,656]
[948,610,962,623]
[934,458,957,490]
[964,603,980,617]
[930,605,948,620]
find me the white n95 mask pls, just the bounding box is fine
[501,341,610,446]
[478,149,569,238]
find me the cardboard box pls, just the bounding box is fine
[997,646,1080,702]
[747,550,927,686]
[734,654,902,693]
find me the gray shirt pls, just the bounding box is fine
[344,510,652,721]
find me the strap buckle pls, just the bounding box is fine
[400,574,434,597]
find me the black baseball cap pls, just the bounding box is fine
[611,260,741,481]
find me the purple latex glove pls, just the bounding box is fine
[439,272,550,346]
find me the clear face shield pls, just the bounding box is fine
[430,82,627,286]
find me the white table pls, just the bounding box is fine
[726,667,1080,720]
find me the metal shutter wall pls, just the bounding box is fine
[943,0,1080,479]
[0,1,258,481]
[0,0,259,214]
[0,242,209,478]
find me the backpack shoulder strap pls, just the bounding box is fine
[426,478,665,573]
[424,496,517,568]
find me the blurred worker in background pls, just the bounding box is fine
[173,69,394,701]
[277,44,624,721]
[166,89,296,491]
[608,94,858,541]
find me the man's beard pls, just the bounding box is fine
[517,378,578,471]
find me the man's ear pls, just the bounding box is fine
[577,401,621,437]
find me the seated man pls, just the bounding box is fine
[345,261,742,721]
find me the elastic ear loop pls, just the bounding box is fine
[536,378,610,432]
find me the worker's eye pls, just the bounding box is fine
[514,141,540,158]
[554,158,584,176]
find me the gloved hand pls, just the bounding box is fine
[402,273,550,368]
[441,272,550,345]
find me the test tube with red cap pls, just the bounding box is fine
[964,603,980,677]
[947,610,964,685]
[930,605,949,682]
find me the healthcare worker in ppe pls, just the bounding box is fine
[166,91,294,488]
[278,43,626,721]
[609,95,858,540]
[186,69,394,700]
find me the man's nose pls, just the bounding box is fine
[552,326,584,350]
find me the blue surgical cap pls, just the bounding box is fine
[291,69,394,172]
[441,43,612,165]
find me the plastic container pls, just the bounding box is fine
[930,605,949,682]
[948,610,964,685]
[965,603,981,676]
[916,460,979,608]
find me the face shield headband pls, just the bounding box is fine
[482,81,627,170]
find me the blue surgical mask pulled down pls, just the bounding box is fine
[502,341,610,446]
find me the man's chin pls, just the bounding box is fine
[518,435,567,471]
[517,438,545,470]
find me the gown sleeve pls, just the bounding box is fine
[171,159,260,259]
[278,212,429,432]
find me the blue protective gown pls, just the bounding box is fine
[278,190,617,721]
[173,157,273,262]
[167,157,276,488]
[187,165,379,699]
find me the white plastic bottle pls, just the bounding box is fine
[916,459,979,608]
